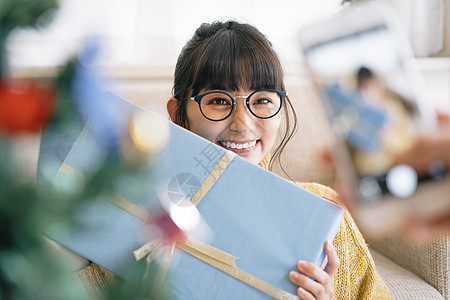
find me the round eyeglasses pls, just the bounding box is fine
[188,89,286,122]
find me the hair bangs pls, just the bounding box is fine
[191,28,284,95]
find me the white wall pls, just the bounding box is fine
[6,0,341,68]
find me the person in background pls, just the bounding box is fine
[322,110,450,236]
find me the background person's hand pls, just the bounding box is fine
[406,211,450,237]
[289,241,339,299]
[394,111,450,175]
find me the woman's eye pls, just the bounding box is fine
[253,98,271,105]
[209,98,231,105]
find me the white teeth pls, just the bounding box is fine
[220,140,257,149]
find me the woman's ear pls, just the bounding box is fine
[167,97,178,122]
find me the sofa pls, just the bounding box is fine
[14,63,449,299]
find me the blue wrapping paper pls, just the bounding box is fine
[46,92,344,299]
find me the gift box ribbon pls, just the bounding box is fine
[59,151,300,300]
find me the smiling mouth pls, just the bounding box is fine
[218,140,257,150]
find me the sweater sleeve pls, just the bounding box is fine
[74,263,119,299]
[297,182,393,300]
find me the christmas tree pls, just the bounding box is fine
[0,1,170,299]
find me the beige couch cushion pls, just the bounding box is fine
[368,233,450,299]
[370,249,444,299]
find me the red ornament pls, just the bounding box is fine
[0,80,55,135]
[151,212,186,245]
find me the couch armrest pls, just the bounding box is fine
[367,233,449,299]
[370,249,444,299]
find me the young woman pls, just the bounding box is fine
[75,20,392,300]
[166,20,392,300]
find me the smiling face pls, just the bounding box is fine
[185,89,282,164]
[169,21,296,169]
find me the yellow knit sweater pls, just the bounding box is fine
[76,155,393,300]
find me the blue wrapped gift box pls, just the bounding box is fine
[46,92,344,300]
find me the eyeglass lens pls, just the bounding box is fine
[200,91,281,120]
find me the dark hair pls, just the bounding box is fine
[171,20,297,173]
[356,66,374,87]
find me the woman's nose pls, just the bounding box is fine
[229,102,255,133]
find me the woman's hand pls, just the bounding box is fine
[289,241,339,300]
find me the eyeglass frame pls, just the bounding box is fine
[188,89,287,122]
